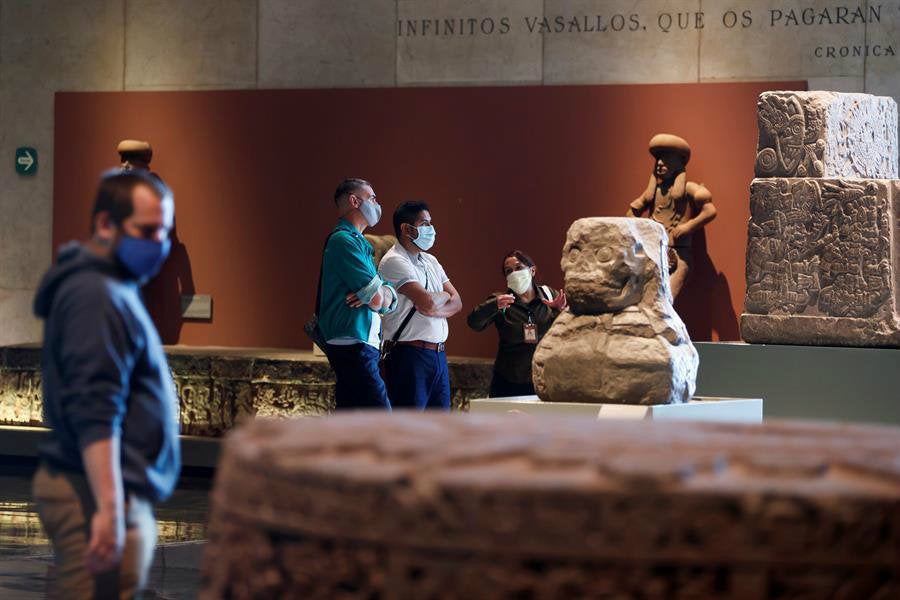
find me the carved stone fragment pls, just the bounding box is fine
[533,217,698,404]
[741,178,900,346]
[755,91,898,179]
[0,347,42,426]
[201,413,900,599]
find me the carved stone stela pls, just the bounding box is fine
[743,92,900,346]
[200,413,900,599]
[533,217,698,404]
[755,91,898,179]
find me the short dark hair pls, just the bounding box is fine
[334,178,371,205]
[501,250,536,276]
[393,200,430,238]
[90,169,171,233]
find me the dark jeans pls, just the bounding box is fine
[489,371,536,398]
[325,343,391,410]
[384,344,451,411]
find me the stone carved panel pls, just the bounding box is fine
[0,370,42,425]
[0,348,43,426]
[200,414,900,598]
[0,347,493,434]
[755,91,898,179]
[742,178,900,346]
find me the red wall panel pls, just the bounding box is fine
[53,82,805,357]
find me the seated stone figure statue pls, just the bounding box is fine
[533,217,698,405]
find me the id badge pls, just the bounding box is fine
[524,323,538,344]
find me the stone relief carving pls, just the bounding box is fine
[745,179,894,319]
[829,94,899,179]
[200,413,900,599]
[533,217,698,405]
[0,348,492,434]
[755,91,898,179]
[0,348,43,426]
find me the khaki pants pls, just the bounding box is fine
[32,465,158,600]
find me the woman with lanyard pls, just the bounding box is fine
[467,250,567,398]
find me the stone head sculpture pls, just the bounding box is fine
[534,216,696,405]
[117,139,153,171]
[649,133,690,186]
[562,217,671,315]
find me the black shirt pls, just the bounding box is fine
[467,286,560,384]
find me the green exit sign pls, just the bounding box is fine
[15,147,37,175]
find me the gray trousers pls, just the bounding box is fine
[32,464,157,600]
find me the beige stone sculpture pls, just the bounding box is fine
[742,92,900,346]
[364,233,397,266]
[532,217,698,405]
[626,133,716,297]
[201,413,900,599]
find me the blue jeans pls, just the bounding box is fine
[384,344,451,411]
[325,343,391,410]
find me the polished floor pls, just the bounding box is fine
[0,460,211,599]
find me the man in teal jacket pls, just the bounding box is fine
[319,178,397,409]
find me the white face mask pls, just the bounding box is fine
[506,268,533,295]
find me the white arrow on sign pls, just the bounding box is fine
[17,151,34,171]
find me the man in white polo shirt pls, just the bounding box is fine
[379,201,462,410]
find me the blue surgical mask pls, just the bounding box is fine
[116,235,171,284]
[359,198,382,227]
[412,225,436,251]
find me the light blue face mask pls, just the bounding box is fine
[116,235,171,285]
[412,225,436,251]
[359,198,382,227]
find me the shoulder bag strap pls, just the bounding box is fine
[314,231,339,317]
[388,261,431,344]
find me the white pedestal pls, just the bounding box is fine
[469,395,763,423]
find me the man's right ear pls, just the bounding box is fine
[92,211,116,246]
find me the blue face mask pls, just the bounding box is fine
[412,225,436,251]
[359,198,382,227]
[116,235,171,284]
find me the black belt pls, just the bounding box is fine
[397,340,445,352]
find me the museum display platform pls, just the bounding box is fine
[695,341,900,425]
[0,344,492,464]
[470,395,762,422]
[0,425,221,468]
[3,340,897,457]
